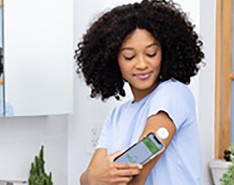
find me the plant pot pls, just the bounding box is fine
[209,159,232,185]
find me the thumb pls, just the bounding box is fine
[109,150,123,161]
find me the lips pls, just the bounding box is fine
[134,72,152,80]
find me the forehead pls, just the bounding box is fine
[120,28,157,47]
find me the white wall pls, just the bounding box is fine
[0,0,72,183]
[198,0,216,184]
[0,116,68,185]
[70,0,216,185]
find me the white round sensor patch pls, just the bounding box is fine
[157,127,169,140]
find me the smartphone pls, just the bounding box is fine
[114,132,165,165]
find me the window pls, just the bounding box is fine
[215,0,233,158]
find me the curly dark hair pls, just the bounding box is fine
[75,0,204,101]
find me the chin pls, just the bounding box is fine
[136,83,157,91]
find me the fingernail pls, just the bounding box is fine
[138,165,143,169]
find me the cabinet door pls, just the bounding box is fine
[3,0,73,116]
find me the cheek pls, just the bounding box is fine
[118,59,128,75]
[152,56,162,68]
[157,54,162,66]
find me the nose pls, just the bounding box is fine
[135,55,148,69]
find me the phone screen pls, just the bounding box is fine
[114,133,164,164]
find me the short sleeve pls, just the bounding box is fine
[147,81,195,130]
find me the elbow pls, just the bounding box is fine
[80,171,87,185]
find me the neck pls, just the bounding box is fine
[131,81,159,103]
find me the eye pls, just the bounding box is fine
[146,53,157,57]
[124,55,135,60]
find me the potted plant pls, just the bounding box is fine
[209,144,234,185]
[220,143,234,185]
[28,146,53,185]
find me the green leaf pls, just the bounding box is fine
[221,143,234,185]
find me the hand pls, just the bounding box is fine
[84,151,142,185]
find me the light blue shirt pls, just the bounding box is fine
[97,79,202,185]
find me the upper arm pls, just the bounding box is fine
[140,111,176,145]
[130,111,176,184]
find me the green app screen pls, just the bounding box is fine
[115,134,162,164]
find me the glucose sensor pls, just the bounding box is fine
[156,127,169,140]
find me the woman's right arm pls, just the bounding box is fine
[80,148,142,185]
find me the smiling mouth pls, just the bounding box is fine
[134,72,151,80]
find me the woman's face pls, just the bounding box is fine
[118,28,162,100]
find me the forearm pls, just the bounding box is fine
[128,155,160,185]
[128,175,145,185]
[80,149,142,185]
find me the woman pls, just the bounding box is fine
[75,0,204,184]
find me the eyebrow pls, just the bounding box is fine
[146,42,159,48]
[119,42,159,51]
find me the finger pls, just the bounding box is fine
[109,150,124,161]
[117,168,141,176]
[114,162,142,170]
[110,176,133,184]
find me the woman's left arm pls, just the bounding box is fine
[129,111,176,185]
